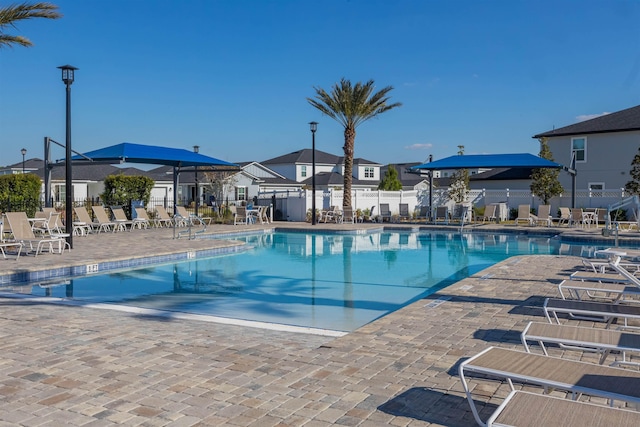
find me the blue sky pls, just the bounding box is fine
[1,0,639,167]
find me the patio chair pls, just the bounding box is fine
[521,321,640,367]
[175,206,207,227]
[434,206,448,224]
[476,204,496,224]
[153,205,174,227]
[415,205,429,222]
[257,205,270,224]
[544,297,640,327]
[29,211,49,235]
[486,390,640,427]
[90,206,116,233]
[133,207,152,229]
[3,211,68,256]
[514,204,533,226]
[45,212,71,240]
[234,206,254,225]
[557,207,571,226]
[569,208,584,227]
[459,346,640,427]
[532,204,552,226]
[110,206,135,231]
[0,215,23,260]
[72,206,95,236]
[323,206,342,223]
[378,204,392,222]
[398,203,410,222]
[342,207,355,224]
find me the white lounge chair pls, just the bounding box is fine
[557,278,640,302]
[486,390,640,427]
[91,206,116,233]
[153,205,174,228]
[557,207,571,226]
[175,206,207,227]
[521,321,640,367]
[459,346,640,427]
[531,204,552,226]
[569,208,585,227]
[72,206,94,236]
[342,207,355,224]
[544,297,640,327]
[0,215,23,260]
[3,212,68,256]
[514,204,533,225]
[110,206,134,231]
[476,204,497,224]
[133,208,152,229]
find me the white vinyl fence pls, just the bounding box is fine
[257,188,636,222]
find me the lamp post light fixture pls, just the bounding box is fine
[58,64,78,249]
[21,148,27,173]
[193,145,200,216]
[309,121,318,225]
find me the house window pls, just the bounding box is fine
[588,183,604,191]
[301,165,307,178]
[235,186,247,201]
[571,137,586,162]
[364,167,374,178]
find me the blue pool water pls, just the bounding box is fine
[7,231,614,332]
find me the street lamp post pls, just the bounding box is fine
[21,148,26,173]
[309,122,318,225]
[193,145,199,216]
[58,64,78,249]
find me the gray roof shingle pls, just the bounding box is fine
[533,104,640,138]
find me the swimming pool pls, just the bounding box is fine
[2,231,615,333]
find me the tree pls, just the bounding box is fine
[378,165,402,190]
[625,147,640,195]
[530,137,563,204]
[307,78,401,208]
[448,145,469,203]
[0,2,61,49]
[101,175,154,217]
[202,170,238,208]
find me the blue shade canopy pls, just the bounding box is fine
[411,153,562,170]
[70,142,238,168]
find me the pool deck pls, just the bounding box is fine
[0,221,639,426]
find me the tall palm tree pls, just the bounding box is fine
[307,78,401,208]
[0,2,61,49]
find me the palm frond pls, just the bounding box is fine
[0,2,61,49]
[0,34,31,47]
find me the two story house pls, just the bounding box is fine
[533,104,640,192]
[261,148,382,190]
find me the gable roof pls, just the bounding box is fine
[533,104,640,138]
[381,163,429,187]
[262,149,341,165]
[261,148,380,166]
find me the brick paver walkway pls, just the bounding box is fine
[0,222,637,426]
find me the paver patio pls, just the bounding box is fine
[0,222,638,426]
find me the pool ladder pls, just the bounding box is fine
[177,214,207,240]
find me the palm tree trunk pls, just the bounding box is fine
[342,127,356,208]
